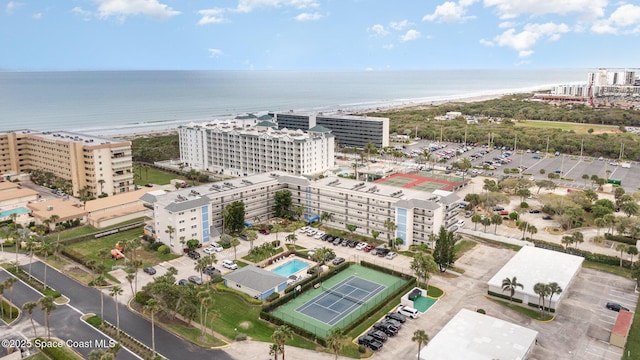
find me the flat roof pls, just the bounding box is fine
[420,308,538,360]
[2,129,128,146]
[612,310,633,336]
[487,246,584,301]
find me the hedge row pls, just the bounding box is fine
[527,302,556,313]
[260,311,325,346]
[35,338,76,360]
[360,260,415,281]
[604,233,638,246]
[532,239,633,268]
[488,290,523,303]
[60,248,90,267]
[6,266,61,298]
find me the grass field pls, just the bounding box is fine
[623,296,640,360]
[133,164,186,186]
[514,120,618,134]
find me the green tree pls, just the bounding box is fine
[594,217,606,236]
[490,214,503,234]
[432,227,457,272]
[412,329,430,360]
[533,282,549,318]
[269,343,282,360]
[464,193,481,208]
[38,242,51,289]
[471,214,482,231]
[561,236,574,249]
[273,190,293,219]
[144,298,162,359]
[37,295,56,339]
[3,277,16,318]
[272,325,293,360]
[285,233,297,249]
[312,247,336,268]
[620,199,640,217]
[572,231,584,249]
[109,286,123,336]
[371,229,380,241]
[546,282,562,315]
[320,212,334,224]
[165,225,175,247]
[245,229,258,250]
[22,301,38,336]
[272,224,284,242]
[230,237,241,260]
[616,243,628,267]
[501,276,523,304]
[326,328,347,360]
[225,201,246,234]
[346,224,358,237]
[627,245,638,263]
[384,218,397,248]
[410,252,438,288]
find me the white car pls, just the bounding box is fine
[356,242,367,250]
[300,226,310,232]
[314,232,325,239]
[203,247,217,254]
[206,243,223,252]
[385,252,398,260]
[222,259,238,270]
[306,230,317,236]
[457,220,465,227]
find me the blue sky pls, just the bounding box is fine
[2,0,640,70]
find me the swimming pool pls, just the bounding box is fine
[271,259,309,278]
[0,207,30,218]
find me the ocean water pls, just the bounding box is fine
[0,69,587,136]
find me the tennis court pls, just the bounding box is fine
[270,264,408,338]
[374,171,467,191]
[297,276,386,325]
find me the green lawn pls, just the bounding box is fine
[454,239,477,256]
[42,218,146,242]
[210,290,318,351]
[583,261,632,278]
[623,293,640,360]
[487,297,553,321]
[133,164,186,186]
[514,120,618,134]
[65,229,179,269]
[166,324,226,347]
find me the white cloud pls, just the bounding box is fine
[208,49,223,58]
[6,1,22,14]
[590,4,640,34]
[479,38,494,46]
[368,24,389,36]
[423,1,476,23]
[400,29,420,42]
[234,0,319,13]
[72,6,93,20]
[490,22,570,57]
[32,12,42,19]
[483,0,606,21]
[197,8,227,25]
[96,0,180,20]
[389,20,410,30]
[498,21,516,28]
[294,12,322,21]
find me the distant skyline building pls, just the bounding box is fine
[270,111,390,149]
[178,120,335,176]
[547,68,640,100]
[0,130,134,197]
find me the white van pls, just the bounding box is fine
[397,305,419,319]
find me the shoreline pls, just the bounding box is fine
[106,92,520,140]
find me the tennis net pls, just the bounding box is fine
[322,285,367,305]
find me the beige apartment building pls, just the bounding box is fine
[0,130,134,197]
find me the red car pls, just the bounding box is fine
[259,228,270,235]
[363,245,375,252]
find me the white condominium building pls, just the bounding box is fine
[145,172,461,253]
[179,121,335,176]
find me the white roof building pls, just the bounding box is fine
[487,246,583,310]
[420,309,538,360]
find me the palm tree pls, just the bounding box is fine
[38,242,51,289]
[320,211,334,225]
[22,301,38,336]
[384,218,397,248]
[546,282,562,315]
[165,225,175,247]
[230,237,241,260]
[412,329,430,360]
[109,286,123,336]
[0,283,5,319]
[285,233,297,249]
[144,298,161,359]
[616,243,628,267]
[490,214,502,234]
[627,245,638,263]
[125,273,135,297]
[269,343,282,360]
[527,224,538,240]
[326,328,346,360]
[88,350,106,360]
[95,275,106,325]
[38,295,56,339]
[197,289,214,339]
[272,224,284,242]
[501,276,524,304]
[533,282,548,318]
[572,231,584,249]
[3,277,16,319]
[272,325,293,360]
[16,228,30,271]
[471,214,482,231]
[98,179,106,194]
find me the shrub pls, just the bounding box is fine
[135,291,151,305]
[271,240,281,247]
[266,292,280,301]
[147,241,162,251]
[157,245,170,254]
[358,345,366,353]
[235,333,247,341]
[216,284,263,305]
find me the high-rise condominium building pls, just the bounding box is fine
[0,130,134,196]
[179,121,335,176]
[270,111,390,149]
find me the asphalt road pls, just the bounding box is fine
[22,261,234,360]
[0,269,138,360]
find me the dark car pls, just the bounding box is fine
[325,236,334,242]
[385,312,407,323]
[528,209,541,214]
[493,206,505,211]
[332,238,342,245]
[348,240,357,248]
[188,276,203,285]
[321,234,329,241]
[259,228,270,235]
[187,250,201,260]
[377,248,390,257]
[358,335,383,351]
[366,330,388,343]
[143,267,156,275]
[373,322,398,336]
[239,233,248,241]
[332,257,345,266]
[606,302,630,312]
[542,215,553,220]
[341,239,350,247]
[177,279,188,286]
[204,265,220,276]
[383,318,402,329]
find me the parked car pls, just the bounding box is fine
[464,211,473,218]
[211,243,224,252]
[177,279,188,286]
[542,215,553,220]
[366,330,388,343]
[356,242,367,250]
[363,245,375,252]
[204,265,220,276]
[498,210,509,216]
[606,302,629,312]
[187,251,201,260]
[259,228,270,235]
[239,233,248,241]
[332,238,342,245]
[528,209,541,214]
[188,276,203,285]
[372,322,398,336]
[358,335,383,351]
[332,257,345,265]
[457,219,465,226]
[385,312,407,323]
[348,240,357,248]
[385,252,398,260]
[493,206,505,211]
[222,259,238,270]
[204,247,217,254]
[143,267,156,275]
[383,318,402,329]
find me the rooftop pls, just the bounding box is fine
[420,308,538,360]
[1,129,128,146]
[222,265,288,293]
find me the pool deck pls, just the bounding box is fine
[264,256,316,281]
